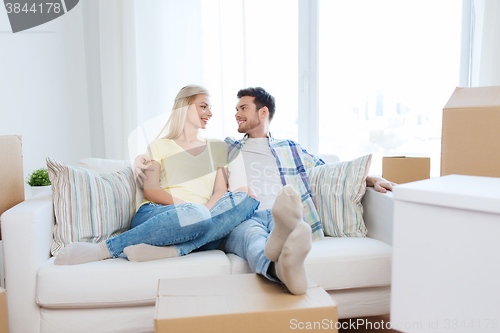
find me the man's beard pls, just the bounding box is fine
[237,117,261,133]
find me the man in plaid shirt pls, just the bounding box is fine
[218,87,393,295]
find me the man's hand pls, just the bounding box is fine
[134,154,153,186]
[366,176,397,193]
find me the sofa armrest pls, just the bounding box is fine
[362,187,394,246]
[1,190,54,333]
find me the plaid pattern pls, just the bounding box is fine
[225,134,325,241]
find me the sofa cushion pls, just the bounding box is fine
[227,237,392,291]
[305,237,392,290]
[36,250,231,309]
[78,158,145,211]
[227,253,253,275]
[47,157,136,255]
[307,154,372,237]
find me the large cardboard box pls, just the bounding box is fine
[155,274,338,333]
[441,86,500,177]
[391,175,500,331]
[0,135,25,240]
[382,156,430,184]
[0,288,8,333]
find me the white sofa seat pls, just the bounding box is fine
[37,251,231,309]
[227,237,392,290]
[305,237,392,290]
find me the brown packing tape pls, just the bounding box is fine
[0,288,9,333]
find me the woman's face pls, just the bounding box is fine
[186,94,212,130]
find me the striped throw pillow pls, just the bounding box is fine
[307,154,372,237]
[47,157,136,255]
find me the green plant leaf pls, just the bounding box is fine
[26,167,51,187]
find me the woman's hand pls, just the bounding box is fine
[134,154,153,186]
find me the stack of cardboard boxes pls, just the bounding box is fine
[383,86,500,184]
[0,135,25,333]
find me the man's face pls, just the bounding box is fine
[235,96,261,134]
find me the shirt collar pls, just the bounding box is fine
[241,132,274,143]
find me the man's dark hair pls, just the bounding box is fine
[237,87,276,121]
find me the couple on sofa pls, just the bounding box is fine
[55,85,394,295]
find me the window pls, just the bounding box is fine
[318,0,462,176]
[200,0,298,141]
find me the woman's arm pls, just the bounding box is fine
[134,153,153,186]
[204,167,228,210]
[143,161,186,205]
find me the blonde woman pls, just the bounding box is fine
[55,85,259,265]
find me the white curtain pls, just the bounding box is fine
[131,0,248,157]
[470,0,500,87]
[82,0,138,160]
[83,0,249,160]
[82,0,299,160]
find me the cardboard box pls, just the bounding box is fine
[382,156,430,184]
[0,135,25,240]
[155,274,338,333]
[441,86,500,177]
[0,288,9,333]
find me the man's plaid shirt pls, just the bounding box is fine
[225,134,325,241]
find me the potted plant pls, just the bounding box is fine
[26,167,51,196]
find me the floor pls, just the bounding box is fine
[339,315,403,333]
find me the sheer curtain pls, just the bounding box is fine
[82,0,138,160]
[83,0,300,160]
[129,0,299,159]
[469,0,500,87]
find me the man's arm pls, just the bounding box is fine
[298,145,325,169]
[366,176,396,193]
[299,142,396,193]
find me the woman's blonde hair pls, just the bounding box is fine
[157,85,210,139]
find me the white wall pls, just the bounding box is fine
[0,3,91,197]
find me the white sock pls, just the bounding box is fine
[54,242,111,265]
[265,185,302,262]
[123,244,179,262]
[275,222,312,295]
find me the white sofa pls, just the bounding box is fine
[1,158,394,333]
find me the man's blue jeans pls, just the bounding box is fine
[223,210,279,282]
[106,192,259,257]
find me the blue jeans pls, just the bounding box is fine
[106,192,259,258]
[223,210,279,282]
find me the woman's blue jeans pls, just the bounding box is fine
[106,192,259,258]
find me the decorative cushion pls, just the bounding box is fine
[47,157,136,255]
[307,154,372,237]
[77,158,145,211]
